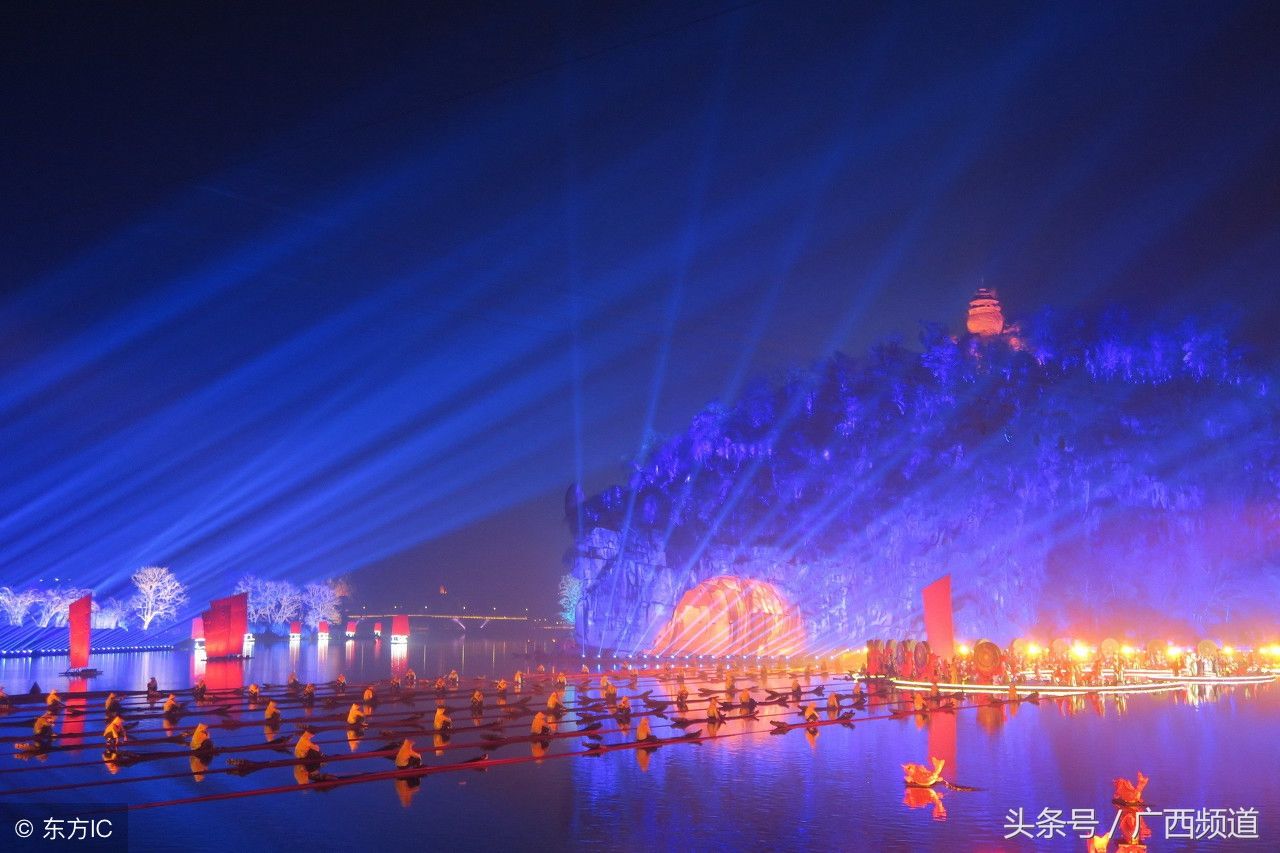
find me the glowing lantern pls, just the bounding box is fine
[1120,645,1135,657]
[1071,642,1089,661]
[956,644,972,656]
[1026,643,1042,657]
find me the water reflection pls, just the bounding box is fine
[0,639,1272,851]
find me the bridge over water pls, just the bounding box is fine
[357,613,558,631]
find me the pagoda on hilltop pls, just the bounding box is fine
[965,286,1023,348]
[966,287,1004,336]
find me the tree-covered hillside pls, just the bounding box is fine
[569,308,1279,648]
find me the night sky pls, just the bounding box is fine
[3,2,1278,614]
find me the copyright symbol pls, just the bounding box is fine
[14,818,33,837]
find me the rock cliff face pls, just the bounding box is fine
[569,306,1280,653]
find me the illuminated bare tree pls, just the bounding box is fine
[263,580,302,628]
[35,587,90,628]
[92,597,130,629]
[234,575,301,629]
[558,574,583,624]
[130,566,187,630]
[302,582,340,628]
[233,574,268,623]
[0,587,39,626]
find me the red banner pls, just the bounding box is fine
[68,594,91,669]
[391,614,410,637]
[191,616,204,640]
[346,620,357,634]
[289,620,301,635]
[318,620,329,634]
[374,621,383,636]
[922,575,955,661]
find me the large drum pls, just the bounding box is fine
[973,639,1003,678]
[914,640,931,673]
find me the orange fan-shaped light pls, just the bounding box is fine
[649,576,805,657]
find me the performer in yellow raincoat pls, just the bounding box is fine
[433,706,452,732]
[103,715,128,749]
[396,738,422,768]
[189,722,213,755]
[294,730,321,761]
[902,756,945,787]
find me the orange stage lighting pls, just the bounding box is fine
[649,575,805,657]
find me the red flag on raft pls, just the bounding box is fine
[922,575,955,661]
[68,594,91,670]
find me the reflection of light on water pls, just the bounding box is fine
[345,640,355,667]
[289,638,300,667]
[193,649,207,681]
[390,643,407,678]
[316,641,328,664]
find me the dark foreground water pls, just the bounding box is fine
[0,635,1275,852]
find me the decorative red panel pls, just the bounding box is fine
[68,594,91,669]
[922,575,955,661]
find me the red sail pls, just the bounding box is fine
[922,575,956,661]
[391,615,410,637]
[203,593,249,658]
[202,600,231,658]
[226,593,248,648]
[68,594,92,669]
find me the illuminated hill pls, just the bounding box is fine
[567,300,1279,653]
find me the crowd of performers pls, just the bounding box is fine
[864,638,1274,687]
[0,656,880,784]
[0,654,1208,847]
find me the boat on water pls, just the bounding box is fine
[887,678,1188,697]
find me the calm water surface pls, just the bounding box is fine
[0,635,1275,852]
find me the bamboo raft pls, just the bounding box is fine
[0,662,1267,811]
